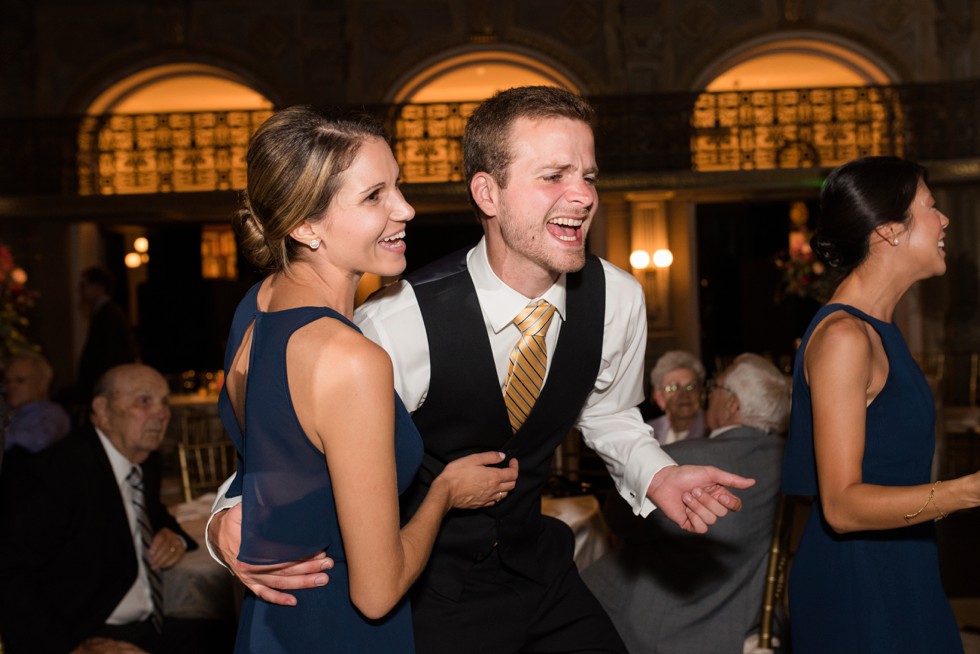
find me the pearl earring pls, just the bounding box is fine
[310,239,320,250]
[892,238,899,246]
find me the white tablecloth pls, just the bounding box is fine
[162,493,240,619]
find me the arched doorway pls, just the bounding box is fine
[692,37,902,171]
[71,64,275,379]
[79,64,273,196]
[393,50,580,103]
[690,37,900,370]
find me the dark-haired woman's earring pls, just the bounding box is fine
[892,238,899,246]
[310,239,320,250]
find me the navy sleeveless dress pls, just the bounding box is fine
[219,282,424,653]
[782,304,962,653]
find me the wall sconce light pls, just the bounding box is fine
[628,199,673,329]
[124,237,150,269]
[652,248,673,269]
[630,248,673,271]
[629,249,651,270]
[631,248,673,326]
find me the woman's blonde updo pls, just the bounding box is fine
[235,105,387,272]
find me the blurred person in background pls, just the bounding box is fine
[647,350,708,445]
[75,266,139,405]
[3,352,70,454]
[587,353,789,653]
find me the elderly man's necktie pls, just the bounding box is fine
[127,466,164,632]
[503,300,557,433]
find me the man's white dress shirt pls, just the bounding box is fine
[96,429,155,625]
[209,238,675,560]
[355,239,674,516]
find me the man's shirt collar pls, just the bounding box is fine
[467,237,568,335]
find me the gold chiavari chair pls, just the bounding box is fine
[176,410,236,503]
[758,494,813,650]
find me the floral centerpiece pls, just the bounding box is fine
[773,202,837,305]
[0,243,40,365]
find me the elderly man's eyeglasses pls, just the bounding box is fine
[662,382,700,394]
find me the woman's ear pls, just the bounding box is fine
[288,220,319,249]
[470,172,500,218]
[874,221,903,246]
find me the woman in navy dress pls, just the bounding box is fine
[219,106,518,652]
[782,156,978,653]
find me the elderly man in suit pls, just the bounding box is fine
[584,353,790,653]
[0,363,201,654]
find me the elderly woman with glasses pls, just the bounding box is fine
[647,350,708,445]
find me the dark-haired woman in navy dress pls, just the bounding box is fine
[782,156,978,653]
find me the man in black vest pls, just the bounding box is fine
[209,86,753,653]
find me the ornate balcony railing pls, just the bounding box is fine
[75,110,273,195]
[689,86,905,170]
[1,78,979,197]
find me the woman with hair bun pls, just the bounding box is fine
[782,156,977,653]
[215,106,518,652]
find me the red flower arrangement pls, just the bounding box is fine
[0,243,41,364]
[773,203,837,305]
[773,229,837,305]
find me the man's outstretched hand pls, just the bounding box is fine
[208,503,334,606]
[646,464,755,533]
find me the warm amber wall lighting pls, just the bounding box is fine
[652,248,674,269]
[629,249,652,269]
[134,237,149,253]
[630,248,673,270]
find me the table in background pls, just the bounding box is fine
[159,492,610,620]
[163,493,241,620]
[541,494,610,571]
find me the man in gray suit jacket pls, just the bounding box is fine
[583,353,790,653]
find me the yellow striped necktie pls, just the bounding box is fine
[503,300,557,433]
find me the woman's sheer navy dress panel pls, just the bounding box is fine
[782,304,962,653]
[219,281,263,499]
[220,285,424,653]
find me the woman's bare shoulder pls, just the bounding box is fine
[806,310,875,382]
[289,317,392,384]
[811,310,871,347]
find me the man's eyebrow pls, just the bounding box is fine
[536,163,599,174]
